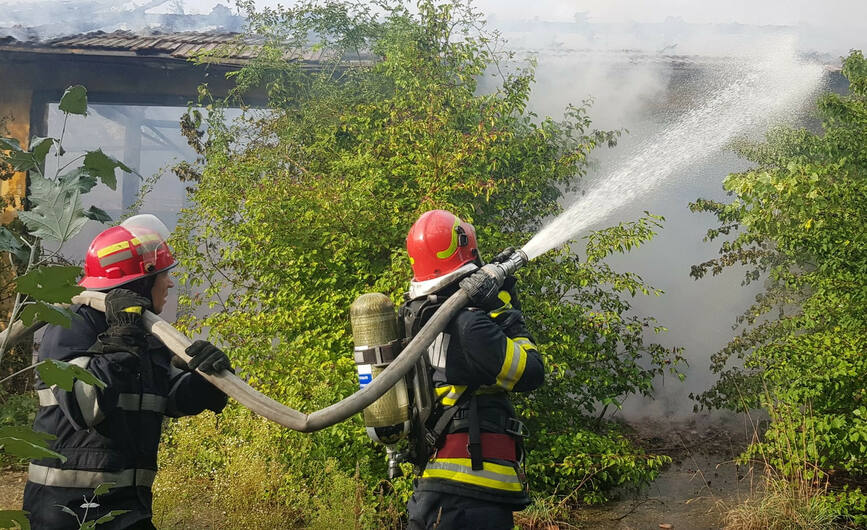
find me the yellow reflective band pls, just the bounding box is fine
[96,240,130,258]
[489,290,513,318]
[436,384,467,406]
[435,217,461,259]
[497,340,515,384]
[423,458,523,491]
[513,337,536,351]
[122,306,143,314]
[496,338,528,391]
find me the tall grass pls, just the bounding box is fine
[722,394,862,529]
[152,406,407,529]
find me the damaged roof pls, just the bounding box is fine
[48,31,257,61]
[0,30,365,66]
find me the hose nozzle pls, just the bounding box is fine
[498,249,528,277]
[475,248,529,288]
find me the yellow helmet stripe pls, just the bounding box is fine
[435,217,462,259]
[96,240,131,258]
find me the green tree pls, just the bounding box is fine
[691,51,867,523]
[170,0,682,520]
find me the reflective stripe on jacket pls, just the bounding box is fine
[414,289,544,507]
[23,304,227,530]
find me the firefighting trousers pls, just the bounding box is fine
[406,490,515,530]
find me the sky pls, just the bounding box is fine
[166,0,867,56]
[1,1,865,55]
[173,0,867,28]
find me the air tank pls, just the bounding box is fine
[350,293,410,445]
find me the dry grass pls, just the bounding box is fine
[722,474,843,530]
[722,396,849,530]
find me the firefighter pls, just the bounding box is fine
[402,209,544,529]
[22,214,232,530]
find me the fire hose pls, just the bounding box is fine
[0,250,528,433]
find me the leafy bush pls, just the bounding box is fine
[692,50,867,522]
[526,425,670,505]
[0,389,37,468]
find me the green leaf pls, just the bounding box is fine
[59,168,98,193]
[0,137,22,152]
[0,510,31,530]
[58,85,87,116]
[36,359,106,391]
[93,482,117,495]
[28,137,55,167]
[18,175,88,242]
[0,227,28,262]
[19,302,79,328]
[93,510,130,524]
[82,206,112,223]
[0,426,54,444]
[92,482,116,496]
[17,266,84,303]
[7,150,37,172]
[0,426,64,462]
[83,150,132,191]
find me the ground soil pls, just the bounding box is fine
[0,469,26,511]
[568,416,756,530]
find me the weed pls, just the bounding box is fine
[721,394,864,529]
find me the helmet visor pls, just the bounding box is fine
[120,214,173,274]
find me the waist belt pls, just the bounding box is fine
[450,410,528,438]
[436,433,517,462]
[28,463,156,489]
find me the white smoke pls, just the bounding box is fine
[523,39,825,259]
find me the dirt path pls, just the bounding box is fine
[0,470,27,510]
[570,417,754,529]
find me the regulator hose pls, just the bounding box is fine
[1,250,528,432]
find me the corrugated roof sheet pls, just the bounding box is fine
[0,29,373,66]
[43,30,258,61]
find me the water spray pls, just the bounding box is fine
[522,44,825,260]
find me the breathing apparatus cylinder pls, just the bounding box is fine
[350,293,411,446]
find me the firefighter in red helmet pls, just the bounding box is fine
[24,214,232,530]
[402,210,544,529]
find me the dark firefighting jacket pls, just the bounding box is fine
[22,304,227,529]
[411,285,544,508]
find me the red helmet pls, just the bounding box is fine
[80,214,177,290]
[406,210,478,282]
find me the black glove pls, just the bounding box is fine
[185,340,234,374]
[98,289,151,354]
[459,269,502,311]
[171,355,191,371]
[104,289,151,327]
